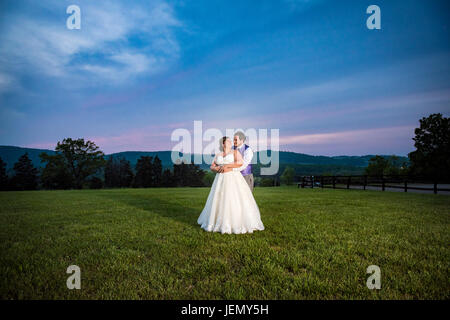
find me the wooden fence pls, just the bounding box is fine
[297,175,450,195]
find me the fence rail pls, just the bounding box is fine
[297,175,450,195]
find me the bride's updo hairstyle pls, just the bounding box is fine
[219,136,230,151]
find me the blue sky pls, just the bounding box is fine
[0,0,449,156]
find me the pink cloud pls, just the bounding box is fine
[278,125,416,156]
[23,121,417,156]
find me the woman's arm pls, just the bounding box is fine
[223,150,244,169]
[210,154,222,172]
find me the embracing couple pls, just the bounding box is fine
[197,131,265,234]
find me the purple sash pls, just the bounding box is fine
[234,144,252,176]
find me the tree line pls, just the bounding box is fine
[0,138,205,191]
[0,113,448,190]
[364,113,449,179]
[250,113,450,186]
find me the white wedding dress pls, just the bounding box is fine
[197,152,265,234]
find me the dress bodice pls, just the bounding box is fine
[216,152,235,165]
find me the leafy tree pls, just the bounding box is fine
[173,161,187,187]
[0,157,10,190]
[104,156,134,188]
[133,156,154,187]
[383,155,404,176]
[185,163,205,187]
[40,153,74,189]
[364,155,404,176]
[161,168,174,187]
[173,161,205,187]
[280,166,295,185]
[365,155,388,176]
[118,158,134,187]
[202,171,215,187]
[10,153,39,190]
[260,178,274,187]
[104,156,120,188]
[40,138,105,189]
[88,177,103,189]
[153,156,162,186]
[408,113,450,179]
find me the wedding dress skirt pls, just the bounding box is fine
[197,153,265,234]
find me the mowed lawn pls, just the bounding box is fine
[0,186,449,300]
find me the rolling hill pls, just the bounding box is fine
[0,145,409,177]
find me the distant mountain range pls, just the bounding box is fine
[0,145,409,176]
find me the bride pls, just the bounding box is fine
[197,136,265,234]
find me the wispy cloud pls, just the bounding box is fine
[279,125,414,145]
[277,125,416,156]
[0,72,20,93]
[0,0,182,87]
[25,122,177,153]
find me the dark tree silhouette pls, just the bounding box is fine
[173,161,205,187]
[133,156,154,187]
[364,155,404,176]
[161,168,174,187]
[0,157,9,190]
[408,113,450,180]
[105,156,134,188]
[40,153,73,189]
[173,161,187,187]
[40,138,105,189]
[153,156,162,187]
[10,153,39,190]
[118,158,134,187]
[185,163,205,187]
[104,156,120,188]
[88,177,103,189]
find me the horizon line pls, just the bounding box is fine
[0,144,411,158]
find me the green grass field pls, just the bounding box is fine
[0,186,449,299]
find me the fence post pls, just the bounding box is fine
[364,175,367,190]
[404,179,407,193]
[301,176,305,188]
[332,176,336,189]
[321,176,324,189]
[434,181,437,194]
[310,176,313,188]
[347,176,351,189]
[382,176,385,191]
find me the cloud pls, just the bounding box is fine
[0,0,182,87]
[278,125,416,156]
[79,53,159,82]
[0,106,26,119]
[279,126,414,145]
[0,72,20,93]
[84,123,180,153]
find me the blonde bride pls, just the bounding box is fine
[197,136,265,234]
